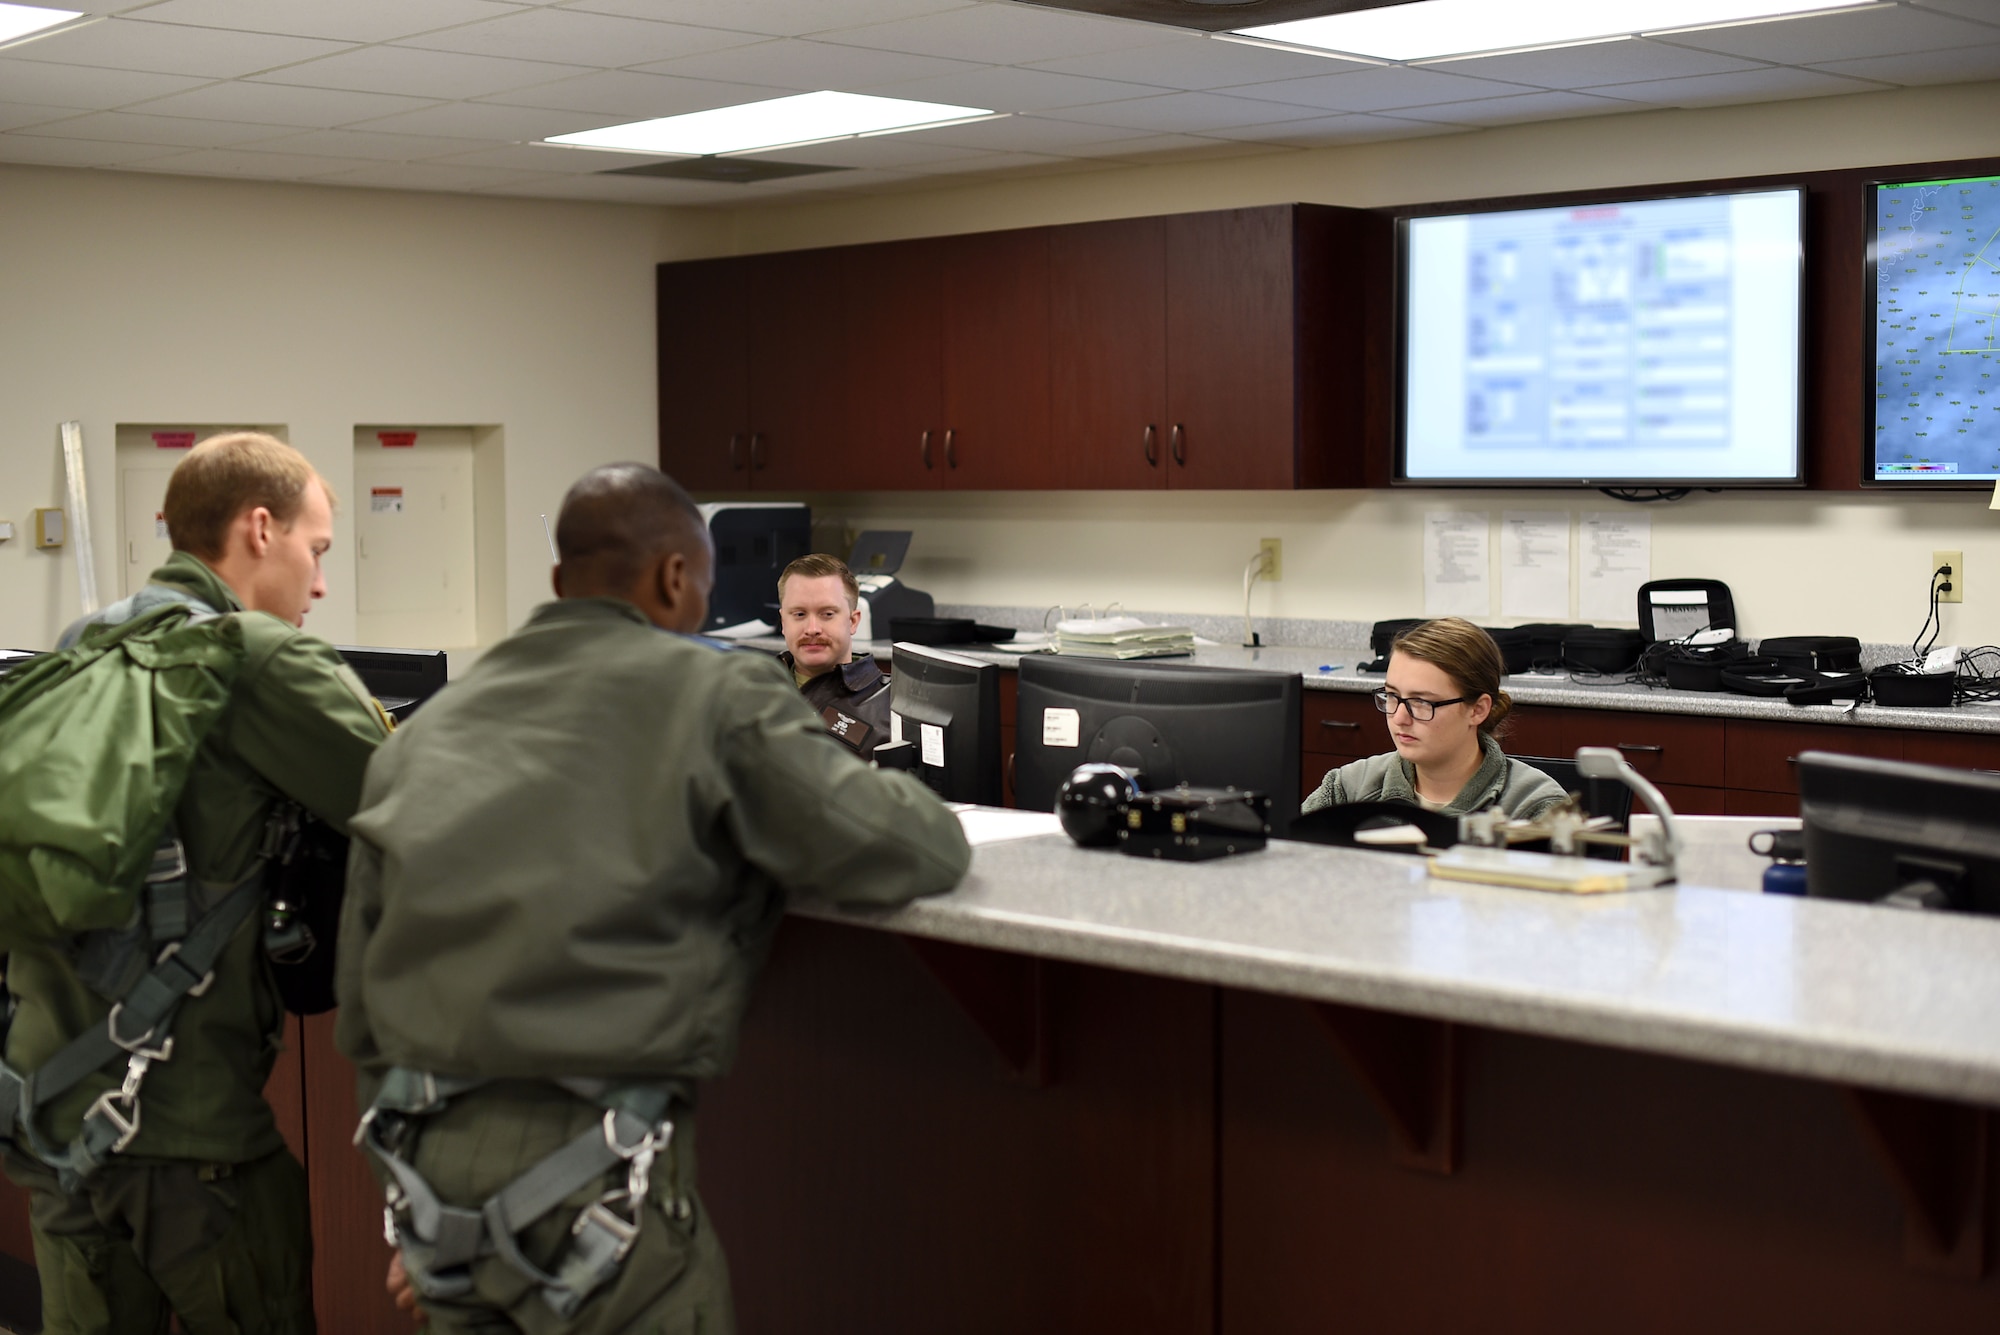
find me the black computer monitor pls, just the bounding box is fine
[1014,657,1302,834]
[336,646,449,722]
[0,651,40,680]
[1798,750,2000,915]
[888,643,1002,806]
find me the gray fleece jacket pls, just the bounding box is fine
[1302,732,1567,820]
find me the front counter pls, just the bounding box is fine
[697,829,2000,1333]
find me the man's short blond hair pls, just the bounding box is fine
[778,553,859,610]
[163,432,337,559]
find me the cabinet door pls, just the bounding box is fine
[941,228,1052,489]
[747,249,850,491]
[658,258,750,491]
[1165,207,1298,490]
[841,239,944,490]
[1050,217,1168,488]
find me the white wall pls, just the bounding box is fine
[0,164,723,651]
[677,80,2000,647]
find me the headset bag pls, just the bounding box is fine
[1638,579,1736,643]
[1661,639,1750,692]
[1517,623,1590,671]
[1563,627,1644,675]
[1759,636,1862,674]
[1868,664,1955,708]
[1483,627,1532,675]
[1359,618,1426,673]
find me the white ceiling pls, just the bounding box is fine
[0,0,1996,207]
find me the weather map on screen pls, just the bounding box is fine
[1401,189,1803,485]
[1871,174,2000,482]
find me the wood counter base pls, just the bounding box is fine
[700,917,2000,1335]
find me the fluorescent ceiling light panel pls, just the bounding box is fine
[1233,0,1880,63]
[544,91,997,157]
[0,3,83,46]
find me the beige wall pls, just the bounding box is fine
[0,164,712,650]
[678,80,2000,647]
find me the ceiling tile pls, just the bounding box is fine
[0,103,79,132]
[312,161,559,192]
[906,147,1082,172]
[1224,66,1536,113]
[1026,35,1364,90]
[128,0,531,44]
[0,133,193,166]
[126,82,444,128]
[475,70,793,116]
[0,59,212,111]
[1388,89,1646,126]
[1812,40,2000,84]
[1653,5,2000,65]
[344,100,629,140]
[123,145,384,178]
[28,110,302,148]
[822,5,1179,66]
[1197,112,1458,147]
[4,18,355,78]
[1906,0,2000,23]
[1422,37,1766,90]
[1581,64,1889,106]
[561,0,976,40]
[246,128,494,160]
[249,46,589,99]
[393,8,757,67]
[429,141,671,172]
[1040,90,1331,133]
[746,133,1007,168]
[633,36,981,89]
[860,65,1168,111]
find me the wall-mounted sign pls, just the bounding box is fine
[153,432,196,449]
[378,431,418,448]
[370,486,405,514]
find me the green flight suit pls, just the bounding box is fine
[336,597,973,1334]
[4,551,390,1335]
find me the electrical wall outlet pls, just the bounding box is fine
[1259,538,1282,582]
[1934,549,1963,603]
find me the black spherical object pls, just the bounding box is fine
[1058,763,1141,848]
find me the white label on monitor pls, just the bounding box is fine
[890,711,903,745]
[1042,707,1080,748]
[919,722,945,768]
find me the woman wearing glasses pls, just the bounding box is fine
[1302,617,1565,819]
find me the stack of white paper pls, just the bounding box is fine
[1053,616,1194,660]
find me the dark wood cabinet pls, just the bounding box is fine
[658,204,1384,493]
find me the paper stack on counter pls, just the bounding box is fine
[1053,616,1195,660]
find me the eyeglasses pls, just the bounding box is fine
[1372,690,1474,722]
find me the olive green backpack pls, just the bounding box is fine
[0,601,245,951]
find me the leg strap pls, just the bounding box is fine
[360,1075,677,1319]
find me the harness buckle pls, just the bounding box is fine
[602,1109,669,1206]
[154,941,216,999]
[105,1004,174,1062]
[82,1086,141,1154]
[145,841,189,885]
[571,1198,640,1264]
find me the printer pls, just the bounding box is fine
[847,531,933,642]
[698,502,811,634]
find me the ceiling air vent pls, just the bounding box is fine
[605,157,849,184]
[1008,0,1416,33]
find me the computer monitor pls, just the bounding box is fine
[336,646,448,722]
[889,643,1002,806]
[0,650,39,680]
[697,502,811,633]
[1014,657,1302,834]
[1798,751,2000,915]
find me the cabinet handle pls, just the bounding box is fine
[750,432,765,470]
[728,433,743,471]
[1614,743,1663,755]
[1318,719,1361,731]
[1143,424,1158,466]
[945,428,957,469]
[1170,423,1186,466]
[921,430,932,469]
[1785,755,1799,766]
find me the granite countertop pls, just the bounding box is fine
[799,828,2000,1107]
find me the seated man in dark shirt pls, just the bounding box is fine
[777,553,891,759]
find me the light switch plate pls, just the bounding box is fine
[33,508,64,549]
[0,520,13,542]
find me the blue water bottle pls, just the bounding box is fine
[1750,828,1807,896]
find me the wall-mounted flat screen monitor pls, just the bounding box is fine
[1398,187,1805,487]
[1867,171,2000,485]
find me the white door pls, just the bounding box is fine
[353,430,477,648]
[119,466,175,597]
